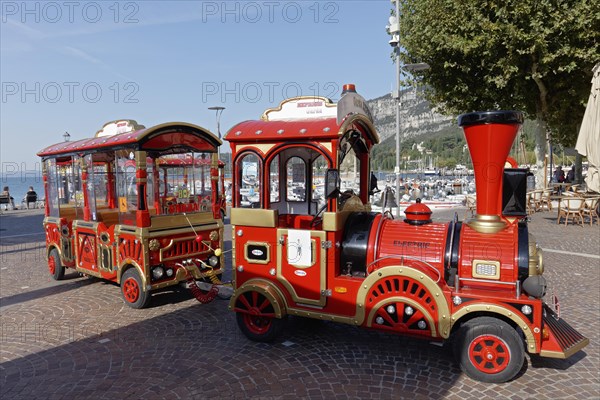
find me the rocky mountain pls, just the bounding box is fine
[366,89,455,143]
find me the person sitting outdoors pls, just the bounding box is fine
[1,186,16,210]
[24,186,38,209]
[553,165,565,184]
[565,165,575,184]
[552,166,567,195]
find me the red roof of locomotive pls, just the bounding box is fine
[226,118,339,142]
[226,115,379,145]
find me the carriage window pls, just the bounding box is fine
[287,157,306,202]
[114,150,138,225]
[269,155,280,203]
[91,162,110,210]
[237,153,261,208]
[45,159,59,218]
[157,152,214,215]
[56,157,83,219]
[339,134,362,199]
[312,154,327,209]
[84,155,97,221]
[146,161,155,212]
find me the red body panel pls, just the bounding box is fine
[373,219,448,276]
[458,223,518,285]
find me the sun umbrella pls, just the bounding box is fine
[575,63,600,193]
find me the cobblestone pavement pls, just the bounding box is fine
[0,208,598,399]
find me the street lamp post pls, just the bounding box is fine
[387,2,429,216]
[63,131,70,142]
[208,106,225,160]
[388,2,402,217]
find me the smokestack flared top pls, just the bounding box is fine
[458,111,523,233]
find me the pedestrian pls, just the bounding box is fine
[1,186,16,209]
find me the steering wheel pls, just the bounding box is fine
[310,203,328,227]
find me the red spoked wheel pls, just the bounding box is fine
[48,248,65,280]
[235,291,286,342]
[468,335,511,374]
[454,317,524,383]
[120,268,150,309]
[372,301,432,337]
[366,275,438,336]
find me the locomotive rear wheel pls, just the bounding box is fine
[235,291,286,342]
[48,248,65,280]
[454,317,524,383]
[121,268,151,309]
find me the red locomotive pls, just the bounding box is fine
[226,85,588,382]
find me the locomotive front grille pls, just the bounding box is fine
[542,304,589,358]
[160,237,210,261]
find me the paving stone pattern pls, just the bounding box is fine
[0,209,598,399]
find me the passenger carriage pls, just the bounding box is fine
[38,120,225,308]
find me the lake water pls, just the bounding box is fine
[1,174,44,203]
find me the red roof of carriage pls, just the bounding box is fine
[37,122,221,158]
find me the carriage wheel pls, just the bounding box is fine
[121,268,150,309]
[235,291,286,342]
[48,248,65,280]
[454,317,524,383]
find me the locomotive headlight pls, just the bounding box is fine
[521,305,533,315]
[472,260,500,280]
[152,266,165,280]
[208,255,219,267]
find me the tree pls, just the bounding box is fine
[395,0,599,187]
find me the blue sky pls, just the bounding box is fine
[1,1,394,171]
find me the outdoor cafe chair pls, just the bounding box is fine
[570,184,581,193]
[465,194,476,218]
[0,194,15,211]
[557,196,585,226]
[22,193,38,209]
[582,196,600,226]
[540,189,553,211]
[526,191,535,214]
[531,189,543,212]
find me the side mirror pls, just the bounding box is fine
[325,169,340,199]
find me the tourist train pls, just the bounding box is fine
[38,85,588,383]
